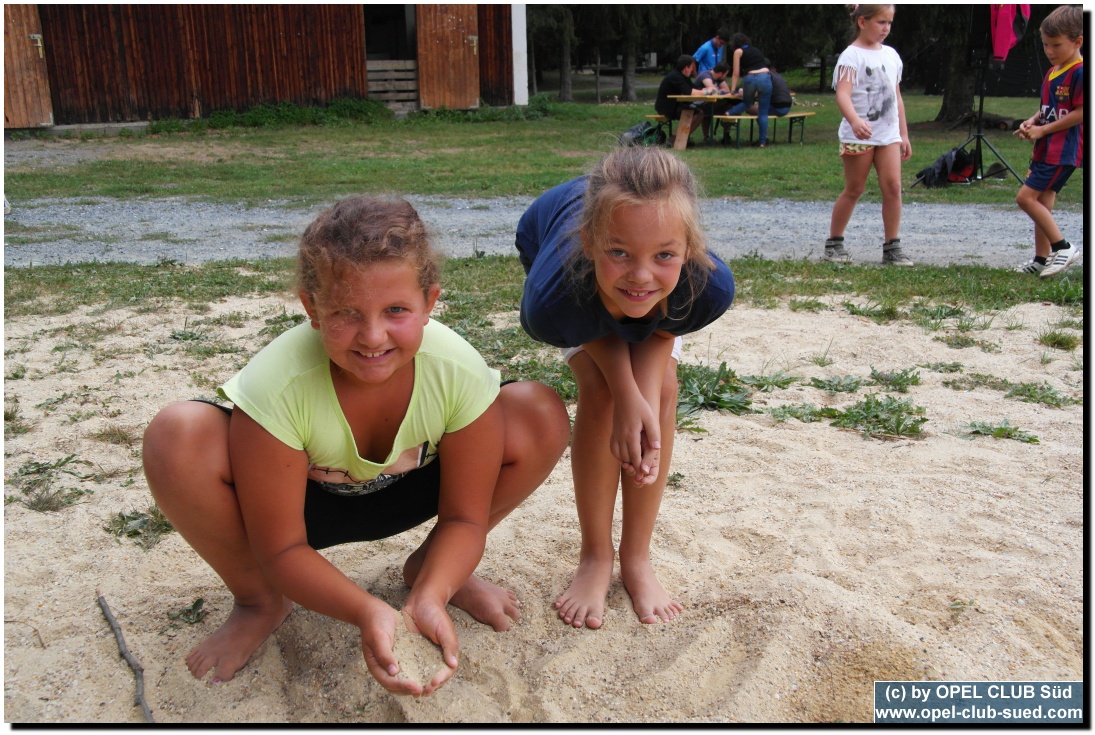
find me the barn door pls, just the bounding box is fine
[416,5,479,110]
[4,4,54,128]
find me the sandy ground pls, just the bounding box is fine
[2,289,1084,724]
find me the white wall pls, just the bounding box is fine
[511,4,528,105]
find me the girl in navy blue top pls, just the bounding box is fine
[516,146,734,629]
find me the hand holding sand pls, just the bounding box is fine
[390,611,453,695]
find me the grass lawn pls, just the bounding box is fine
[4,73,1077,211]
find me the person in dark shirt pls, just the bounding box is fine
[654,55,706,146]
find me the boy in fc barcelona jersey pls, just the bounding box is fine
[1012,4,1084,278]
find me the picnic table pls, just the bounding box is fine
[666,93,741,150]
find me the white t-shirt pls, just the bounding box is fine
[832,45,904,146]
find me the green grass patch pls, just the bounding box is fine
[4,92,1083,209]
[105,506,175,550]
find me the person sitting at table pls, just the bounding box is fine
[655,55,707,147]
[693,27,730,75]
[694,62,732,141]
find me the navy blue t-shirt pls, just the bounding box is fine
[515,177,735,349]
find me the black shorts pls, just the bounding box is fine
[201,401,440,550]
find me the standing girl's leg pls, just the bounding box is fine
[873,142,904,242]
[143,402,293,682]
[555,352,623,629]
[618,358,683,624]
[829,148,876,239]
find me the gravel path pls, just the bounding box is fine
[3,139,1083,269]
[4,194,1084,270]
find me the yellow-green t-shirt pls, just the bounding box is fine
[219,319,500,495]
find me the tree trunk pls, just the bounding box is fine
[558,10,573,102]
[595,47,601,104]
[936,51,977,122]
[621,45,637,102]
[528,38,538,97]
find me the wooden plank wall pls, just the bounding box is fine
[4,4,55,128]
[476,5,512,107]
[37,5,368,124]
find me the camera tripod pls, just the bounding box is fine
[957,60,1024,184]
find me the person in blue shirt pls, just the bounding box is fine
[516,147,735,630]
[693,27,730,74]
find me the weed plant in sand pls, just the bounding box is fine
[106,506,175,550]
[963,419,1040,444]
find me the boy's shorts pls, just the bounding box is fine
[563,335,684,365]
[201,401,440,549]
[1024,161,1076,193]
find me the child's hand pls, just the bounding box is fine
[630,434,661,486]
[851,116,872,140]
[359,601,429,697]
[399,597,458,695]
[900,138,912,161]
[611,394,660,479]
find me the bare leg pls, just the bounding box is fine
[554,353,622,629]
[1017,186,1061,258]
[829,150,874,238]
[873,143,904,242]
[619,362,683,624]
[403,381,569,630]
[143,402,293,682]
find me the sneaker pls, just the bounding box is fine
[1014,259,1046,275]
[823,238,851,263]
[882,241,914,266]
[1040,242,1080,277]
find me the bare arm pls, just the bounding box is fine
[229,409,424,696]
[626,331,678,484]
[835,77,871,140]
[402,399,504,669]
[896,84,911,160]
[729,48,743,94]
[582,334,658,478]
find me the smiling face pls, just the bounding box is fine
[1041,31,1083,68]
[587,202,687,321]
[858,7,894,47]
[301,259,439,389]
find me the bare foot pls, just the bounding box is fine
[449,575,520,631]
[554,556,613,629]
[621,558,682,624]
[186,597,294,682]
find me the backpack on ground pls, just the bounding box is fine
[619,120,667,147]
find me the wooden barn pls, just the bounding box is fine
[4,4,529,128]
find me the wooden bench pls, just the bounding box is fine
[713,111,816,148]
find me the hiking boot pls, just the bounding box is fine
[882,240,914,266]
[1040,242,1080,277]
[1014,259,1046,275]
[823,237,851,263]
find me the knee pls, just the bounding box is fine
[501,382,570,458]
[842,183,866,201]
[879,177,902,201]
[143,402,228,484]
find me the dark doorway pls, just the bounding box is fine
[364,5,416,60]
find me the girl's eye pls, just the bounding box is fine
[608,249,628,258]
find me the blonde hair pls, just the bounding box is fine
[298,196,441,307]
[847,4,894,41]
[1041,5,1082,40]
[566,146,715,313]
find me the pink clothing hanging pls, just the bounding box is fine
[990,4,1031,63]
